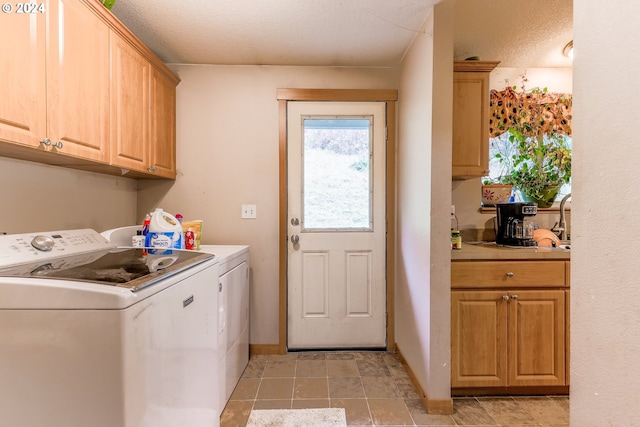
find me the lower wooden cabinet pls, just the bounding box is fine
[451,261,569,391]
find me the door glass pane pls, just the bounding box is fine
[302,117,373,230]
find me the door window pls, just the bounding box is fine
[302,117,373,231]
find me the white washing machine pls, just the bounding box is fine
[200,245,250,411]
[0,229,220,427]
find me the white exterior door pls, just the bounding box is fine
[287,101,387,349]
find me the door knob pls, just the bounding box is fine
[290,234,299,244]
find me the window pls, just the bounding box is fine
[302,117,373,230]
[488,131,572,201]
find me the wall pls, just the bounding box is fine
[451,68,573,236]
[0,156,137,233]
[137,65,398,345]
[571,1,640,424]
[396,0,452,409]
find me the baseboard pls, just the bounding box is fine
[250,344,282,355]
[453,385,570,396]
[395,344,453,415]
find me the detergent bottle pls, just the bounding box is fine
[145,208,182,251]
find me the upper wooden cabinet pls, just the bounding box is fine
[110,33,150,173]
[149,67,177,178]
[110,32,178,178]
[0,10,46,149]
[452,61,499,179]
[48,0,110,162]
[0,0,179,178]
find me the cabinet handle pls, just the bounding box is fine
[40,138,51,146]
[511,294,519,300]
[53,141,63,149]
[502,295,509,301]
[506,272,514,277]
[147,166,157,172]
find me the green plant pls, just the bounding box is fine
[486,77,572,205]
[506,129,571,201]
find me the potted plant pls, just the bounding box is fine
[481,178,513,207]
[506,129,571,207]
[488,78,572,208]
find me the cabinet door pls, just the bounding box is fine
[507,290,566,386]
[47,0,109,162]
[451,291,508,387]
[110,32,150,172]
[149,67,177,178]
[0,12,46,147]
[452,72,489,178]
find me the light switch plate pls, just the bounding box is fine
[242,204,257,219]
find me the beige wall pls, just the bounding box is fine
[137,65,399,345]
[0,156,137,233]
[571,1,640,424]
[396,0,453,404]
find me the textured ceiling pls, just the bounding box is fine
[110,0,573,68]
[454,0,573,68]
[110,0,439,67]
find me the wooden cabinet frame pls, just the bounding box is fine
[452,61,499,179]
[451,260,570,393]
[0,0,179,179]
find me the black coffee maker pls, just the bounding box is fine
[496,202,538,246]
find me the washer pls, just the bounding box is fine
[0,229,220,427]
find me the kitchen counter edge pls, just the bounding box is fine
[451,243,570,261]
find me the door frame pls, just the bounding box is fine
[276,88,398,354]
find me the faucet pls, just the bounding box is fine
[552,193,571,241]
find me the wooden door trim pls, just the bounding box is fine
[277,88,398,354]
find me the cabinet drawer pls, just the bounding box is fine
[452,261,566,288]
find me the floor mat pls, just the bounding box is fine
[246,408,347,427]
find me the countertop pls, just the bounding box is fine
[451,242,570,261]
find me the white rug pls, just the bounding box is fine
[246,408,347,427]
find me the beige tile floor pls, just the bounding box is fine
[220,351,569,427]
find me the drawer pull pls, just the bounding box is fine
[511,294,519,300]
[506,272,514,277]
[502,295,509,301]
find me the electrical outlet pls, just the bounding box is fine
[241,204,257,219]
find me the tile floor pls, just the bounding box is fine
[220,351,570,427]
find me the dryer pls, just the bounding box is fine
[200,245,250,411]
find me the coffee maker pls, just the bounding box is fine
[496,202,538,246]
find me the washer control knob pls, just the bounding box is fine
[31,235,55,252]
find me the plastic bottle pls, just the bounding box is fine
[146,208,182,250]
[175,213,185,249]
[142,214,151,236]
[131,230,145,247]
[185,228,195,250]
